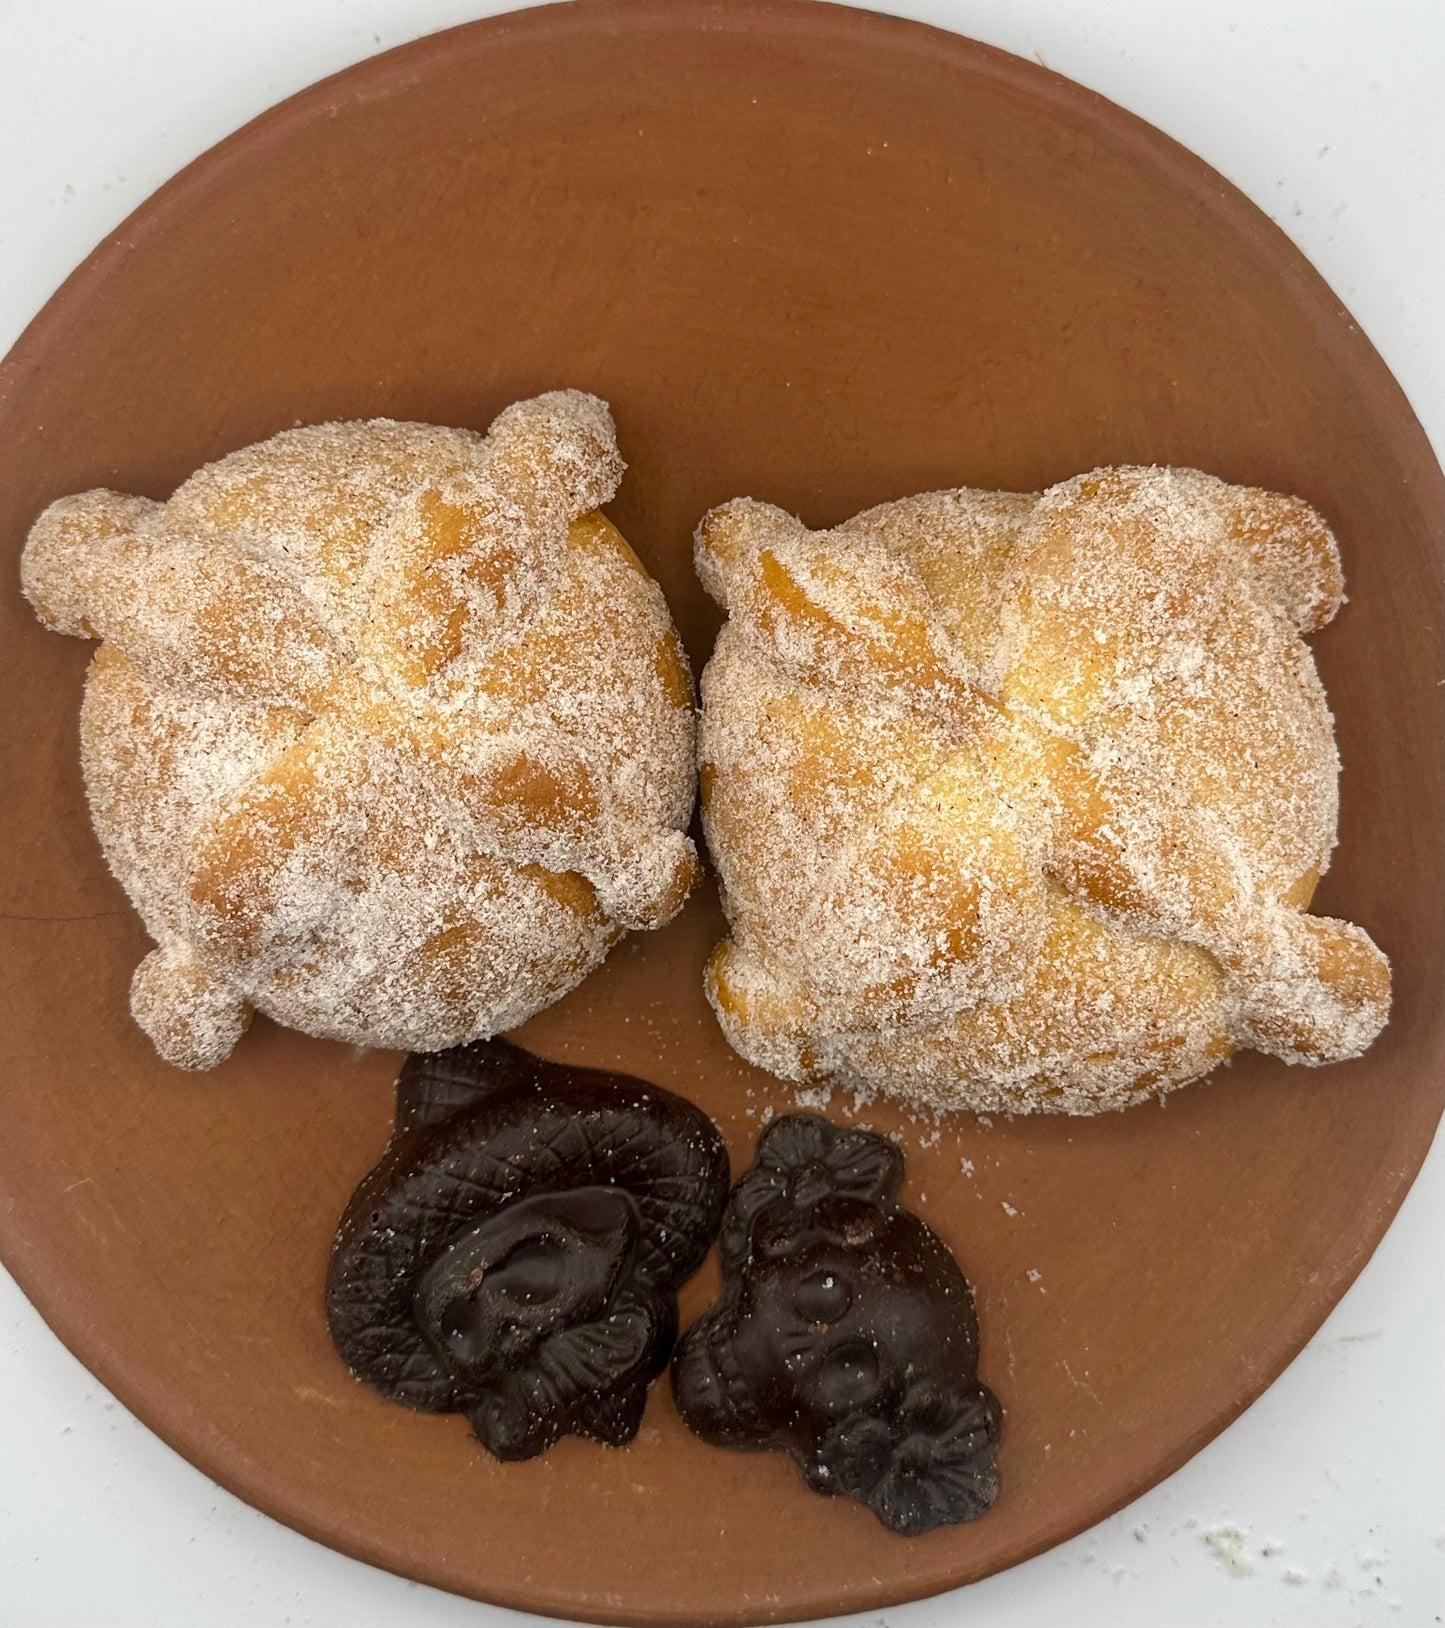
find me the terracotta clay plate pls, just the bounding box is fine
[0,1,1440,1622]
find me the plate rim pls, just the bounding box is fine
[0,1,1441,1622]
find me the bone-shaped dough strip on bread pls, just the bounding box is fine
[130,945,252,1072]
[695,498,1003,728]
[22,491,345,709]
[363,390,626,685]
[402,507,700,928]
[836,488,1039,686]
[1174,468,1345,633]
[184,718,368,977]
[392,706,694,929]
[1003,467,1385,1063]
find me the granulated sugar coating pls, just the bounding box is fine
[21,392,699,1068]
[697,466,1390,1115]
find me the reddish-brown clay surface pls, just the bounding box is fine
[0,3,1440,1622]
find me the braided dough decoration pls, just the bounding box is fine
[696,467,1390,1115]
[22,392,699,1068]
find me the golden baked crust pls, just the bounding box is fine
[22,392,698,1068]
[696,467,1389,1115]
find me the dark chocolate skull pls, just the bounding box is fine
[672,1114,1001,1535]
[327,1039,730,1461]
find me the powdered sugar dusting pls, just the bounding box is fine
[21,392,697,1069]
[696,465,1390,1116]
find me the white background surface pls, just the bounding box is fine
[1,2,1441,1624]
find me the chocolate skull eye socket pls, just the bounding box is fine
[438,1297,490,1367]
[485,1236,566,1304]
[813,1194,885,1247]
[793,1269,852,1326]
[752,1201,804,1258]
[814,1340,881,1413]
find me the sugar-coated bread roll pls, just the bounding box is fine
[22,392,698,1068]
[696,467,1389,1115]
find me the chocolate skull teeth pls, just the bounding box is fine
[326,1038,730,1462]
[672,1113,1001,1536]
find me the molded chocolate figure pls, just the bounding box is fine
[672,1114,1001,1535]
[327,1039,730,1461]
